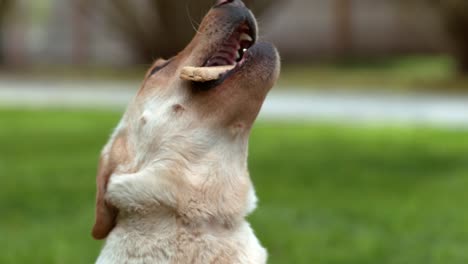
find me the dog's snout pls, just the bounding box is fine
[214,0,245,8]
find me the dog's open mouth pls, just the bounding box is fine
[181,21,256,84]
[204,22,255,67]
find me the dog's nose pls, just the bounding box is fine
[214,0,245,8]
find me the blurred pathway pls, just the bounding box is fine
[1,78,468,128]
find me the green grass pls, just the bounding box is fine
[279,56,468,91]
[1,109,468,263]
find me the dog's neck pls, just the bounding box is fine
[107,126,257,228]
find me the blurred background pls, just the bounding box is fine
[1,0,468,263]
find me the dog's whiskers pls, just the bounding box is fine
[185,1,203,35]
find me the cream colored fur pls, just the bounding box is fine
[95,96,266,263]
[92,1,280,263]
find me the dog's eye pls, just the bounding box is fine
[150,60,171,76]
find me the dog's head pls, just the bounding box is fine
[92,0,280,240]
[137,0,279,129]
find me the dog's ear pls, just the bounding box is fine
[146,58,168,77]
[92,132,130,239]
[91,155,118,240]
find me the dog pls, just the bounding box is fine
[91,0,280,263]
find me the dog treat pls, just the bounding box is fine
[180,65,235,82]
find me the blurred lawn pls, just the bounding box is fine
[1,109,468,264]
[278,56,468,91]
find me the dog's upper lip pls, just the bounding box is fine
[189,3,257,68]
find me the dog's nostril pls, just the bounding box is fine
[215,0,243,7]
[215,0,233,6]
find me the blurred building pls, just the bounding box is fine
[1,0,134,66]
[1,0,449,66]
[264,0,448,61]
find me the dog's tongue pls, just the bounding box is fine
[180,65,235,82]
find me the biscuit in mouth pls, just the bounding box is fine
[180,65,236,82]
[181,22,255,82]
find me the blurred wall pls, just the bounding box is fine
[0,0,450,66]
[263,0,448,61]
[1,0,134,66]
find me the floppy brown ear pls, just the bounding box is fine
[91,156,118,240]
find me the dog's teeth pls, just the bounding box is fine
[236,51,241,60]
[240,33,253,42]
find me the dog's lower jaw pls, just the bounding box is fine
[95,213,267,264]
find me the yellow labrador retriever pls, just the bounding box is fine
[92,0,280,263]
